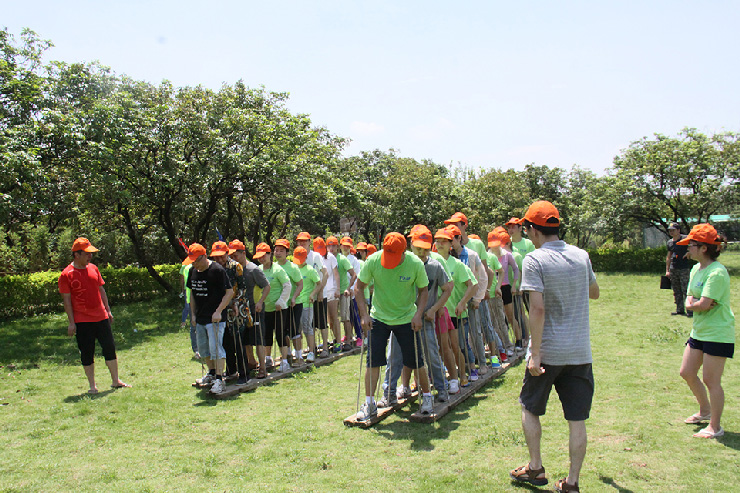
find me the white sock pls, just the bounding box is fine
[423,392,432,398]
[366,396,375,405]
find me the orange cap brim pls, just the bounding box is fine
[381,251,403,269]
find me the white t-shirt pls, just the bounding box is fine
[347,254,362,295]
[322,253,339,299]
[307,250,324,281]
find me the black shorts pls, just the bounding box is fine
[519,363,594,421]
[75,318,117,366]
[687,337,735,358]
[288,305,302,339]
[366,319,423,369]
[501,284,513,305]
[313,298,328,331]
[242,311,263,346]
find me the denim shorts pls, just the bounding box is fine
[196,322,226,360]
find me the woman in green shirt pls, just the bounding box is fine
[678,224,735,439]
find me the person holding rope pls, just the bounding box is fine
[210,241,249,385]
[319,237,341,356]
[354,232,434,421]
[228,239,270,377]
[184,243,234,394]
[507,217,534,341]
[296,233,328,358]
[293,246,322,363]
[510,201,599,492]
[59,237,131,394]
[254,242,291,377]
[332,236,357,351]
[274,238,304,366]
[491,227,523,350]
[341,237,365,347]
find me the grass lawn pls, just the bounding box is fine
[1,253,739,492]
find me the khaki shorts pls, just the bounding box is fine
[339,294,351,321]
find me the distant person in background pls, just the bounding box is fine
[59,237,130,394]
[180,261,198,358]
[678,224,734,439]
[666,222,692,317]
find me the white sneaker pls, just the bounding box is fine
[506,348,514,357]
[420,394,434,415]
[448,379,460,394]
[396,386,412,400]
[306,351,315,363]
[357,401,378,422]
[199,374,215,386]
[265,356,274,367]
[377,395,398,408]
[210,379,225,394]
[279,360,291,372]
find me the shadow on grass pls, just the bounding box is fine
[0,297,182,368]
[63,388,117,403]
[599,475,636,492]
[718,431,740,450]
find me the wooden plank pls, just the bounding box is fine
[409,351,524,423]
[343,392,418,428]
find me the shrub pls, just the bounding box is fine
[586,246,667,273]
[0,264,180,319]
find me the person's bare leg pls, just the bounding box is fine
[245,345,256,367]
[702,353,727,433]
[205,357,215,371]
[413,367,431,393]
[364,366,381,397]
[449,328,466,380]
[105,359,129,387]
[83,364,97,393]
[401,366,412,389]
[343,320,353,342]
[438,332,458,380]
[307,334,316,354]
[328,300,340,343]
[505,304,521,341]
[257,346,266,374]
[679,345,710,416]
[522,407,543,470]
[214,358,225,376]
[567,420,587,486]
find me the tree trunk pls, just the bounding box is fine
[119,205,173,292]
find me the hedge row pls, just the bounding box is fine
[586,246,667,274]
[0,264,180,319]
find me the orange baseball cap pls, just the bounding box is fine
[313,237,327,256]
[210,241,229,257]
[327,236,339,246]
[434,228,453,241]
[274,238,290,250]
[340,236,353,246]
[498,230,511,245]
[381,232,406,269]
[71,237,99,253]
[445,224,462,237]
[523,201,560,228]
[182,243,207,265]
[228,239,246,254]
[487,231,501,248]
[676,224,722,245]
[468,234,480,240]
[296,232,311,241]
[408,224,431,238]
[505,217,523,226]
[253,242,271,260]
[367,244,377,255]
[444,212,468,226]
[292,246,308,265]
[411,230,434,249]
[356,242,368,251]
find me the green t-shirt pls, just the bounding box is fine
[260,262,290,312]
[688,261,735,343]
[278,260,302,300]
[179,263,193,303]
[357,259,371,299]
[442,254,476,319]
[510,250,523,289]
[487,252,502,297]
[336,253,352,293]
[466,237,489,264]
[296,264,320,307]
[511,237,535,277]
[358,251,428,325]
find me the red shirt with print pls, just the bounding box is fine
[58,263,108,323]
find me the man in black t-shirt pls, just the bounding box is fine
[665,222,691,317]
[185,243,234,393]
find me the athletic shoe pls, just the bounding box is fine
[448,379,460,394]
[671,311,686,316]
[356,401,377,422]
[420,394,434,415]
[506,348,514,357]
[237,376,248,385]
[460,375,470,387]
[355,338,363,347]
[333,343,342,354]
[491,356,501,368]
[199,373,215,386]
[470,369,479,381]
[210,379,225,394]
[279,360,291,372]
[499,352,508,363]
[436,391,449,403]
[265,356,274,368]
[396,386,412,400]
[377,395,398,408]
[306,351,315,363]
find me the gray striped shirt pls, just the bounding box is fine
[520,240,597,365]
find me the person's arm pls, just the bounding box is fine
[62,293,76,336]
[317,266,328,296]
[426,281,453,321]
[276,280,291,310]
[355,280,371,332]
[291,279,303,307]
[344,268,356,297]
[211,289,234,323]
[456,279,477,317]
[332,267,340,298]
[484,266,494,298]
[412,286,429,332]
[665,251,672,276]
[99,286,113,323]
[589,281,600,300]
[180,274,186,295]
[526,290,545,376]
[686,296,716,312]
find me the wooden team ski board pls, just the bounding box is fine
[194,347,362,399]
[343,391,419,428]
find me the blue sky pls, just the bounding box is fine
[5,1,740,174]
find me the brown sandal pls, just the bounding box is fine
[554,478,579,492]
[510,463,547,486]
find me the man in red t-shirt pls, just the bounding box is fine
[58,238,130,394]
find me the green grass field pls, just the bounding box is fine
[1,254,739,492]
